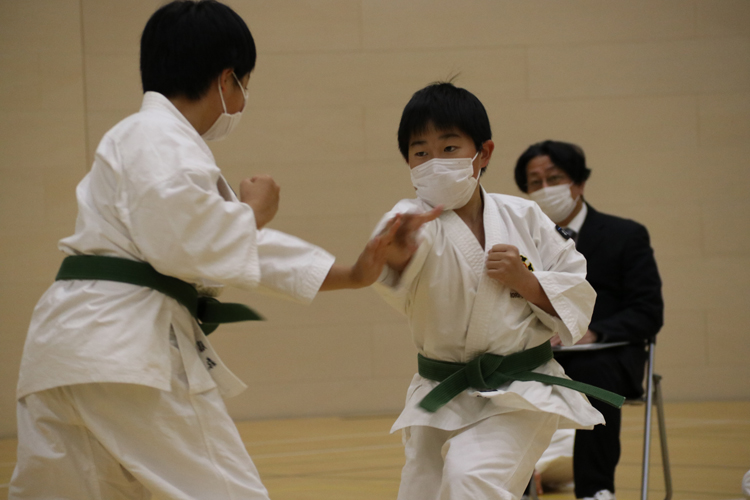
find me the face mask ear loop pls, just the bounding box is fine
[232,72,248,103]
[218,75,228,114]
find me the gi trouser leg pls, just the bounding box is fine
[10,336,269,500]
[398,410,559,500]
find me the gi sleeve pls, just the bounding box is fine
[251,228,335,304]
[530,204,597,346]
[125,166,263,291]
[119,131,334,300]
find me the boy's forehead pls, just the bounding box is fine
[409,125,467,144]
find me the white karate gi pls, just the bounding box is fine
[373,191,603,500]
[535,429,575,491]
[10,92,335,500]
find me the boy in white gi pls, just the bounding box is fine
[9,2,436,499]
[372,82,623,500]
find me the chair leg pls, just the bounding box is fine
[653,374,673,500]
[641,343,657,500]
[527,473,540,500]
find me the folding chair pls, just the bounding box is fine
[634,337,673,500]
[525,338,672,500]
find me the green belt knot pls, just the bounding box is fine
[417,340,625,413]
[466,354,508,390]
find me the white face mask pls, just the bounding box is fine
[410,153,479,210]
[529,183,578,223]
[201,72,247,142]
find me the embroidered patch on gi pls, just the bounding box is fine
[520,254,534,272]
[555,225,572,240]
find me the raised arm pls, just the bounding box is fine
[319,206,442,291]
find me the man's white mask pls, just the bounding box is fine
[529,183,578,223]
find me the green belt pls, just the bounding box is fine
[417,340,625,412]
[56,255,262,335]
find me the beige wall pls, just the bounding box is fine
[1,0,749,437]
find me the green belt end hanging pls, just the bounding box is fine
[197,296,264,335]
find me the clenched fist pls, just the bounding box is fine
[487,244,558,316]
[485,244,533,292]
[240,175,280,229]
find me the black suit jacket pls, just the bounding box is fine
[563,203,664,398]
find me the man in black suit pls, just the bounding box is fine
[514,140,664,500]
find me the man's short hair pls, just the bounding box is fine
[514,140,592,193]
[140,0,256,100]
[397,82,492,161]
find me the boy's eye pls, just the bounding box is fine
[444,146,458,152]
[414,151,428,157]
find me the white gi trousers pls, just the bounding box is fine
[9,336,269,500]
[398,410,559,500]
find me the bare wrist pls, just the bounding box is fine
[515,272,539,300]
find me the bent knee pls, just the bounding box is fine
[440,461,514,500]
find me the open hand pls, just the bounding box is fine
[382,206,442,271]
[349,217,402,287]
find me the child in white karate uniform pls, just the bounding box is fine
[9,2,435,499]
[373,82,622,500]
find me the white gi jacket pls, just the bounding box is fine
[374,191,604,432]
[17,92,335,400]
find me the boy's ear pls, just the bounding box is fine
[219,68,236,92]
[480,140,495,168]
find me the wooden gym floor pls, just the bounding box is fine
[0,401,747,499]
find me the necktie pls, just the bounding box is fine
[564,228,578,243]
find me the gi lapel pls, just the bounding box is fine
[460,191,510,360]
[217,175,238,202]
[440,210,485,278]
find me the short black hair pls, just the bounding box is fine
[514,140,592,193]
[397,82,492,162]
[140,0,256,100]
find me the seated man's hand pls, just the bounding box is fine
[550,329,598,347]
[577,329,598,344]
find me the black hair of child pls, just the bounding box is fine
[514,140,592,193]
[140,0,256,101]
[397,82,492,162]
